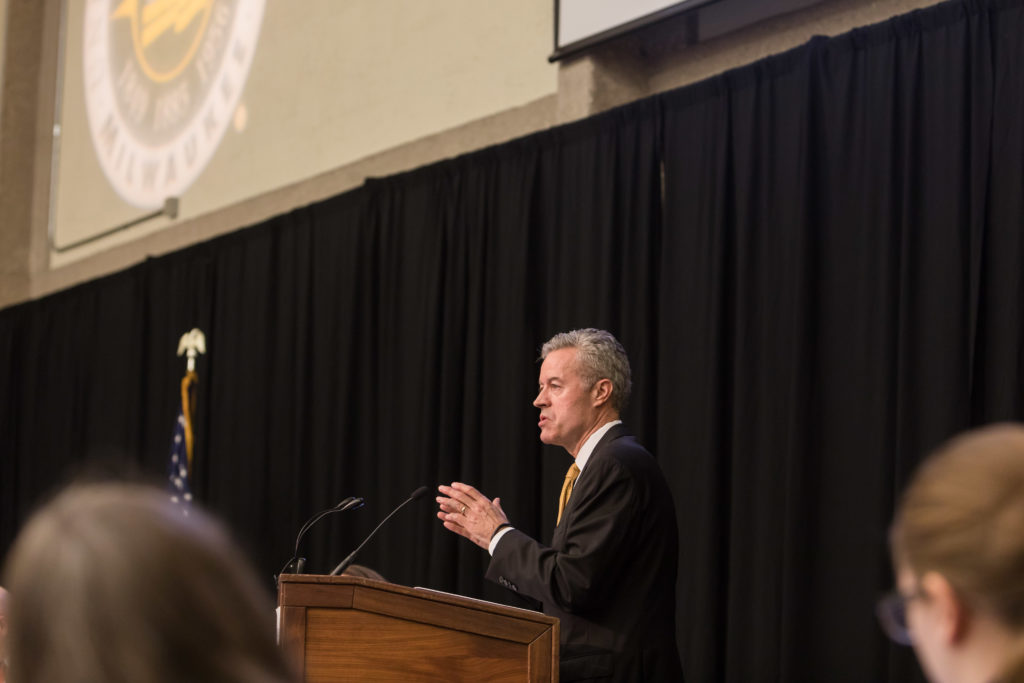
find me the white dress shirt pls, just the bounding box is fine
[488,420,622,555]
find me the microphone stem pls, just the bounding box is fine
[330,495,418,576]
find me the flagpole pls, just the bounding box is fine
[170,329,205,506]
[177,328,205,475]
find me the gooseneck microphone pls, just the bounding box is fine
[330,486,430,576]
[294,497,365,554]
[278,496,365,578]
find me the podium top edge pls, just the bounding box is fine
[277,574,557,625]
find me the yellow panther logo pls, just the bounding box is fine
[83,0,264,208]
[111,0,214,83]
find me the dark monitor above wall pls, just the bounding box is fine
[552,0,826,61]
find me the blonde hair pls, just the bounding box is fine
[891,423,1024,680]
[2,483,296,683]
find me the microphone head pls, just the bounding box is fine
[342,497,365,511]
[410,486,430,501]
[333,496,355,509]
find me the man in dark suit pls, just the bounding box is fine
[437,329,684,682]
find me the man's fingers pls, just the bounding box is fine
[436,490,470,511]
[441,483,471,496]
[450,482,489,504]
[439,482,495,515]
[436,482,500,550]
[436,497,460,513]
[438,484,473,509]
[438,509,464,524]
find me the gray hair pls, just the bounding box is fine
[540,328,632,412]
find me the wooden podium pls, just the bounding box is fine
[278,574,559,682]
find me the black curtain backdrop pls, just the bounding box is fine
[2,1,1024,680]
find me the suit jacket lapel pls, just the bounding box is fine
[551,423,630,546]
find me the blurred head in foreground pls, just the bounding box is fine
[2,482,296,683]
[883,423,1024,683]
[0,584,8,681]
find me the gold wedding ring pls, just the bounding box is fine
[461,504,467,515]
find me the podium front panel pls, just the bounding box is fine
[278,574,558,682]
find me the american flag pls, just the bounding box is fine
[168,371,197,508]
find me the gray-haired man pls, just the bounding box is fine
[438,328,684,682]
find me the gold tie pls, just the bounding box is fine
[557,463,581,525]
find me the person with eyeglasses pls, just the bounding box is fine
[878,423,1024,683]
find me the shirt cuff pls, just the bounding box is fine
[488,526,514,555]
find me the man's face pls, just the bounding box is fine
[533,347,597,453]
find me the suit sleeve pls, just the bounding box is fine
[486,455,641,614]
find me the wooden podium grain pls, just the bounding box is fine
[278,574,559,682]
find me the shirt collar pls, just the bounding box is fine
[575,420,621,473]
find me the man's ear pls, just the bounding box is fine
[921,571,970,645]
[592,379,613,407]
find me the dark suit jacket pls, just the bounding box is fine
[487,424,684,682]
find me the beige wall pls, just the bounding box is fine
[51,0,558,263]
[0,0,944,309]
[0,0,6,113]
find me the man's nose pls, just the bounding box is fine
[533,390,547,407]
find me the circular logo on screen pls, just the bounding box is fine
[82,0,265,208]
